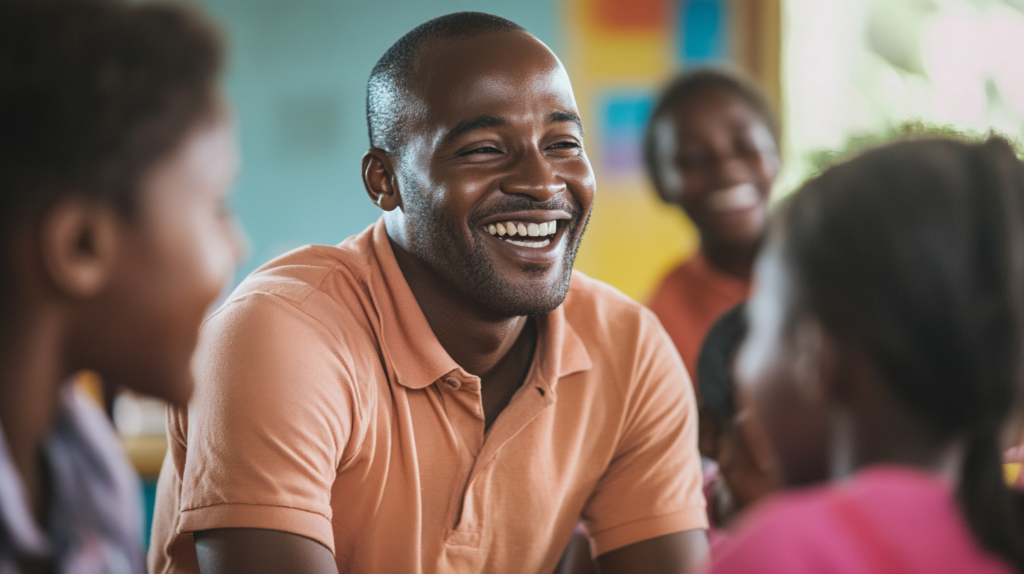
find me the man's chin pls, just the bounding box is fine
[481,272,573,318]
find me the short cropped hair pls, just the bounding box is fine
[0,0,223,226]
[366,12,524,154]
[696,302,748,426]
[642,68,779,189]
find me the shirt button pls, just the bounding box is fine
[444,376,462,391]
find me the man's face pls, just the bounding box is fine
[384,32,595,318]
[651,88,779,249]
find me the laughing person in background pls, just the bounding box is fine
[150,12,709,574]
[644,69,781,390]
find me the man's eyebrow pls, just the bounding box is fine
[441,115,507,145]
[550,111,584,135]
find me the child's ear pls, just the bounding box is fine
[40,197,119,299]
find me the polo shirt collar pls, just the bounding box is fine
[535,299,593,390]
[366,219,592,390]
[368,221,459,390]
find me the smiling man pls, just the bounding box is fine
[149,12,708,574]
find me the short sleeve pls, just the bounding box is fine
[581,309,708,556]
[175,292,357,554]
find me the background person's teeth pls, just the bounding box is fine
[517,223,527,235]
[496,223,506,236]
[487,224,497,235]
[538,222,548,235]
[708,183,759,213]
[527,223,540,236]
[507,222,518,236]
[547,221,557,234]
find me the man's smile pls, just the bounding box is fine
[483,219,558,247]
[476,210,574,262]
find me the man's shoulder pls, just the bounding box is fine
[206,228,382,344]
[562,270,663,343]
[230,245,347,303]
[566,269,655,315]
[224,223,380,306]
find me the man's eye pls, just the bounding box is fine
[549,141,581,150]
[465,146,501,155]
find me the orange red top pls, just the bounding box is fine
[149,220,706,574]
[647,252,751,390]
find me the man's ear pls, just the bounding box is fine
[39,197,119,299]
[362,148,402,212]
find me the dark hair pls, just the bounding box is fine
[778,138,1024,570]
[0,0,224,226]
[697,303,748,426]
[642,67,779,191]
[366,12,524,154]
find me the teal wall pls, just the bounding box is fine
[202,1,561,277]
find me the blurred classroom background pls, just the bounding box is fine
[93,0,1024,543]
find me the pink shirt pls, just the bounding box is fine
[705,466,1012,574]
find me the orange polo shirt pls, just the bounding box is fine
[647,252,751,390]
[149,220,706,574]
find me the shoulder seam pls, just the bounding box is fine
[207,284,373,466]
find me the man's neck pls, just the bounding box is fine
[0,310,67,526]
[389,239,531,380]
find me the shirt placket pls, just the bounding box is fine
[438,371,485,546]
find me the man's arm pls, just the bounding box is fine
[195,528,339,574]
[580,310,710,571]
[163,294,355,572]
[595,530,709,574]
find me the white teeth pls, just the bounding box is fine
[707,183,761,213]
[484,220,559,239]
[506,238,551,248]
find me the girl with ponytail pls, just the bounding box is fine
[706,138,1024,573]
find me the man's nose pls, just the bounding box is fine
[500,149,566,202]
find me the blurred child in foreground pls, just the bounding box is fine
[695,303,779,550]
[707,138,1024,573]
[644,68,780,387]
[0,1,242,572]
